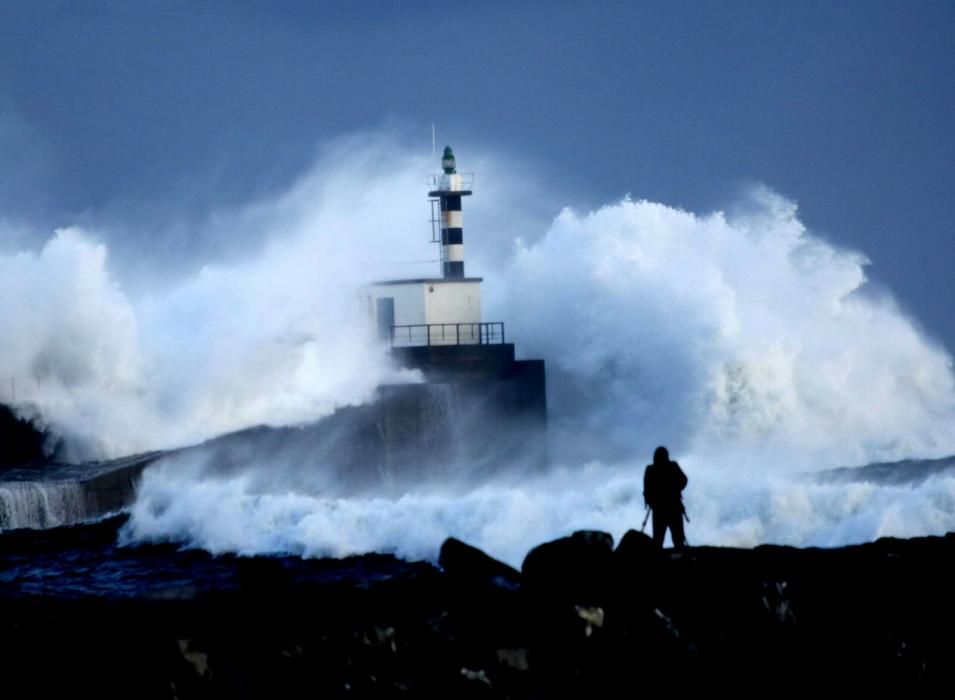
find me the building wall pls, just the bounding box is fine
[365,283,427,327]
[425,281,482,344]
[424,282,481,325]
[366,280,483,346]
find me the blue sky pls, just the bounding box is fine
[1,1,953,351]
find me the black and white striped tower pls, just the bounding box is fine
[428,146,472,279]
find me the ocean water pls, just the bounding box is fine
[0,513,432,600]
[3,453,955,599]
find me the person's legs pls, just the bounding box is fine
[652,510,666,548]
[670,513,686,549]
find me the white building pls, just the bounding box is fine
[364,146,503,347]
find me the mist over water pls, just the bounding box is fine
[3,132,955,557]
[1,134,431,458]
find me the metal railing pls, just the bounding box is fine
[390,322,505,347]
[426,172,475,192]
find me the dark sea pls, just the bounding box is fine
[0,514,432,601]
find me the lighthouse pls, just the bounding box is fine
[430,146,471,279]
[359,143,547,471]
[364,146,496,348]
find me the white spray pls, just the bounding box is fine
[2,132,955,557]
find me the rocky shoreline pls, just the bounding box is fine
[3,526,953,696]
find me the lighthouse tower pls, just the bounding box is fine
[429,146,471,279]
[365,146,499,348]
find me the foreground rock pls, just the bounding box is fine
[0,403,50,467]
[2,528,954,696]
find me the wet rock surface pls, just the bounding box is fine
[3,527,955,696]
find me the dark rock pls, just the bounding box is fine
[610,529,659,617]
[439,537,521,591]
[237,556,292,595]
[571,529,614,550]
[518,531,616,696]
[0,404,49,467]
[615,528,656,563]
[5,521,955,695]
[521,530,614,606]
[437,538,528,667]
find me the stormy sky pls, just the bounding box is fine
[1,0,953,352]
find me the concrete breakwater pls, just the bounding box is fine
[0,344,546,528]
[307,369,547,489]
[0,453,162,530]
[157,343,548,494]
[158,374,547,499]
[1,403,163,530]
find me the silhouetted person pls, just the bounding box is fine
[643,446,688,549]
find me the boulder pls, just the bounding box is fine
[615,529,656,563]
[521,530,615,606]
[439,538,521,591]
[438,538,526,651]
[612,529,659,608]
